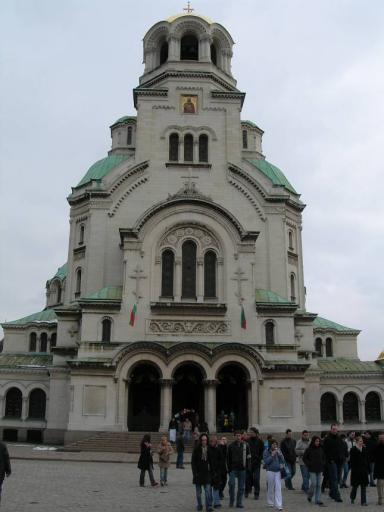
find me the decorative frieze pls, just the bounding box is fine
[147,319,230,335]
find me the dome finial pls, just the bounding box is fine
[183,1,194,14]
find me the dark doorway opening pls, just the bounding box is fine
[128,363,160,431]
[216,364,248,431]
[3,429,18,442]
[172,364,204,424]
[27,429,43,443]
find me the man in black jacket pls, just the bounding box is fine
[280,429,297,490]
[373,432,384,505]
[227,431,251,508]
[0,441,11,504]
[323,424,344,502]
[245,428,264,499]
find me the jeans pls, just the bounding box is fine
[211,487,221,506]
[195,483,212,511]
[228,469,246,506]
[285,462,296,489]
[341,461,350,485]
[246,464,261,497]
[300,464,310,492]
[159,467,168,484]
[369,462,375,485]
[184,430,192,442]
[308,472,322,504]
[176,451,184,468]
[327,461,341,500]
[351,485,367,504]
[139,467,155,486]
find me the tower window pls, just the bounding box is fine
[184,134,194,162]
[204,251,216,298]
[290,273,296,302]
[79,224,85,245]
[325,337,333,357]
[160,41,168,65]
[210,44,217,65]
[315,337,323,357]
[288,230,294,250]
[102,318,112,343]
[127,126,132,145]
[182,240,197,298]
[40,332,48,353]
[242,130,248,149]
[169,133,179,161]
[180,35,199,61]
[50,333,57,350]
[161,250,175,298]
[265,321,275,346]
[75,268,82,297]
[29,332,37,352]
[199,134,208,162]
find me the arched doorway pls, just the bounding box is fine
[128,363,160,431]
[216,364,248,431]
[172,364,204,424]
[320,392,337,422]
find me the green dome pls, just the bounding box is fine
[75,153,132,188]
[110,116,136,127]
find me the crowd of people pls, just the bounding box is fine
[138,424,384,511]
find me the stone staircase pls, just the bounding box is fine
[61,431,196,453]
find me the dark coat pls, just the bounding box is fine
[218,444,228,473]
[209,445,224,488]
[248,437,264,467]
[0,442,11,479]
[373,442,384,479]
[350,446,369,488]
[176,435,185,453]
[364,437,377,463]
[227,441,251,472]
[323,433,345,465]
[137,442,153,470]
[280,437,297,465]
[303,445,326,473]
[192,444,212,485]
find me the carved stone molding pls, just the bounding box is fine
[159,223,220,251]
[147,319,231,335]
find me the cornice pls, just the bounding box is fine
[138,70,237,94]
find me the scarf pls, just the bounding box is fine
[201,445,207,461]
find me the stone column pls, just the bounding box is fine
[159,379,173,432]
[247,379,258,428]
[0,395,4,417]
[337,400,344,425]
[217,258,224,301]
[199,35,212,62]
[194,139,199,163]
[124,378,131,431]
[154,257,161,299]
[359,399,366,424]
[21,396,29,421]
[197,257,204,302]
[168,35,179,60]
[174,257,182,301]
[204,380,218,432]
[321,340,326,358]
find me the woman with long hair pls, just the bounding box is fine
[263,439,285,511]
[138,434,158,487]
[157,435,173,486]
[303,435,326,506]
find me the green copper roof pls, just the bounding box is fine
[247,158,297,195]
[255,289,291,304]
[3,308,57,326]
[83,286,123,301]
[314,316,359,334]
[318,358,383,374]
[52,262,67,281]
[76,153,131,188]
[111,115,136,126]
[242,120,263,132]
[0,353,53,367]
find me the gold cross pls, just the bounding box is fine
[183,1,194,14]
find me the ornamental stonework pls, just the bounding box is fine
[147,319,230,335]
[159,224,219,251]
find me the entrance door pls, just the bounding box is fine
[172,364,204,423]
[128,363,160,431]
[216,364,248,431]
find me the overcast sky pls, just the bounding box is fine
[1,0,383,360]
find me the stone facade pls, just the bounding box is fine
[1,12,383,444]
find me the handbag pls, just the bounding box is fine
[280,463,291,479]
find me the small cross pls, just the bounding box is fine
[183,1,194,14]
[130,264,147,301]
[231,267,248,304]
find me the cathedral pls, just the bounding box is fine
[1,11,383,445]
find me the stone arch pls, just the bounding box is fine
[212,345,264,381]
[172,18,210,38]
[113,343,167,380]
[343,391,360,422]
[157,222,222,258]
[168,355,210,380]
[320,391,337,422]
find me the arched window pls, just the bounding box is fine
[102,318,112,343]
[50,333,57,350]
[56,282,62,303]
[199,134,208,162]
[161,250,174,298]
[127,126,132,145]
[79,224,85,245]
[320,392,337,422]
[28,389,46,419]
[290,273,296,302]
[265,321,275,346]
[325,337,333,357]
[343,392,359,422]
[315,337,323,357]
[365,391,381,421]
[40,332,48,353]
[242,130,248,149]
[75,268,82,297]
[210,44,217,65]
[288,230,293,250]
[169,133,179,161]
[180,34,199,60]
[5,388,22,418]
[29,332,37,352]
[204,251,216,298]
[182,240,197,299]
[184,134,194,162]
[160,41,168,65]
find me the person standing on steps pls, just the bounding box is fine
[138,434,158,487]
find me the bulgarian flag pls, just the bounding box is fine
[129,303,137,326]
[241,303,246,329]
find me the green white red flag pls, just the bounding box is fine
[129,303,137,326]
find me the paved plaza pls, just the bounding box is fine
[1,458,381,512]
